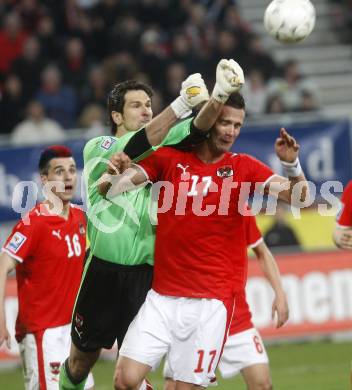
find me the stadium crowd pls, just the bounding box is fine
[0,0,320,143]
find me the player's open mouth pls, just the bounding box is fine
[65,185,73,190]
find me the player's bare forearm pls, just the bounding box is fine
[105,166,148,199]
[285,172,309,204]
[98,152,134,197]
[97,173,113,197]
[253,242,285,297]
[269,128,310,206]
[265,173,310,206]
[145,106,177,146]
[253,242,288,327]
[193,97,223,132]
[0,253,16,348]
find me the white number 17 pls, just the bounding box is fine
[187,175,212,197]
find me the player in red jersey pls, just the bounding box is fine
[219,215,288,389]
[0,146,94,390]
[163,213,288,390]
[333,181,352,249]
[108,59,308,389]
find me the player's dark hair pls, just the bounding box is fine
[38,145,73,175]
[225,92,246,110]
[107,80,153,135]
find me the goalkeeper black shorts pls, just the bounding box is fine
[71,255,153,352]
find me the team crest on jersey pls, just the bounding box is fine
[79,223,85,235]
[100,137,116,150]
[50,362,61,377]
[217,166,234,178]
[5,232,27,253]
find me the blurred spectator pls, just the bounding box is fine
[138,28,167,88]
[36,65,77,129]
[76,0,100,9]
[151,88,163,115]
[168,32,194,74]
[11,100,65,145]
[298,90,319,112]
[211,29,245,72]
[242,69,268,116]
[0,74,26,134]
[36,14,61,62]
[11,35,44,102]
[162,62,187,103]
[267,59,319,112]
[103,52,139,85]
[0,12,28,74]
[59,37,89,91]
[330,0,352,42]
[80,65,109,111]
[223,3,252,34]
[109,15,141,54]
[265,95,286,115]
[16,0,45,32]
[242,34,278,81]
[184,3,211,55]
[264,202,301,252]
[78,103,106,138]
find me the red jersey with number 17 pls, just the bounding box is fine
[1,203,86,341]
[138,147,274,301]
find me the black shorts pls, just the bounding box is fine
[71,256,153,352]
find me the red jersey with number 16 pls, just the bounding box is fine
[138,147,274,301]
[1,203,86,341]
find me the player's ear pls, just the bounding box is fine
[111,111,123,127]
[40,174,48,186]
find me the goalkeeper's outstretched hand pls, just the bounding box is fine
[171,73,209,118]
[212,59,245,103]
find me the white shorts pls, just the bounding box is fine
[217,328,269,379]
[18,324,94,390]
[120,289,230,387]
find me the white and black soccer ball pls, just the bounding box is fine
[264,0,316,43]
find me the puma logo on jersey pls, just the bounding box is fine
[176,163,189,175]
[52,230,62,240]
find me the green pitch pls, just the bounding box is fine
[1,340,350,389]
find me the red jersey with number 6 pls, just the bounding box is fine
[138,147,273,301]
[1,203,86,341]
[230,214,263,335]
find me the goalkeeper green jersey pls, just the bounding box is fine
[83,118,193,266]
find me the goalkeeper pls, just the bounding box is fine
[59,73,210,390]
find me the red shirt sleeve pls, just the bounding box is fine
[2,219,38,263]
[244,215,263,248]
[337,181,352,227]
[137,147,171,182]
[243,154,274,188]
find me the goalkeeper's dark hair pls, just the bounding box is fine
[225,92,246,111]
[38,145,73,175]
[107,80,153,135]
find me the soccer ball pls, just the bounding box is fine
[264,0,316,43]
